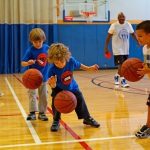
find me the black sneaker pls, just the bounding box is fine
[83,117,100,128]
[50,120,60,132]
[135,125,150,138]
[26,113,36,120]
[38,112,48,121]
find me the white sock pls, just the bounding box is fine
[120,77,125,81]
[115,73,120,77]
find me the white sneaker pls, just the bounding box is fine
[0,92,4,97]
[114,75,119,85]
[121,79,130,88]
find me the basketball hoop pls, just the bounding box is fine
[80,11,96,23]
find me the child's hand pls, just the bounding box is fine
[48,75,57,88]
[88,64,99,71]
[137,64,149,76]
[28,59,36,65]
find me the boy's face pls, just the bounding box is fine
[32,40,43,49]
[54,60,66,69]
[136,29,150,46]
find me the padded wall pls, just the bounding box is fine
[0,24,54,73]
[0,24,143,73]
[57,24,143,68]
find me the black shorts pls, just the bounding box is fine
[114,55,128,66]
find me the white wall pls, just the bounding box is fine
[109,0,150,20]
[0,0,149,24]
[59,0,149,21]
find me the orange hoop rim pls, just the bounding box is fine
[80,11,96,17]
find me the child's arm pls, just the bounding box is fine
[48,75,57,88]
[80,64,99,71]
[21,60,36,67]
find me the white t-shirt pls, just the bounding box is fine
[143,45,150,67]
[108,21,134,55]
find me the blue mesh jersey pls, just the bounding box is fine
[47,57,81,92]
[22,44,49,82]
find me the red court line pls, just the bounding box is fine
[47,107,92,150]
[13,74,93,150]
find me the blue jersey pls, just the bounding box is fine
[22,44,49,82]
[47,57,81,92]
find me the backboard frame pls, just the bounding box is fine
[62,0,110,23]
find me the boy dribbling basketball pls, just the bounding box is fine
[135,20,150,138]
[47,43,100,132]
[21,28,49,121]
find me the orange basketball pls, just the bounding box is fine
[22,69,43,89]
[54,90,77,114]
[121,58,144,82]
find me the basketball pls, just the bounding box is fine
[54,90,77,114]
[22,69,43,89]
[121,58,144,82]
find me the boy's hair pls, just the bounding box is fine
[48,43,71,63]
[136,20,150,33]
[29,28,46,42]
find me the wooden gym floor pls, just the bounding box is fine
[0,69,150,150]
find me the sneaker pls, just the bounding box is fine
[26,113,36,120]
[38,112,48,121]
[114,75,120,85]
[121,79,130,88]
[83,117,100,128]
[0,92,4,97]
[50,120,60,132]
[135,125,150,138]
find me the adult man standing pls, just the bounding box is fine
[104,12,138,87]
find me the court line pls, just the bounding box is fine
[0,134,136,149]
[5,77,41,144]
[0,113,21,117]
[78,73,148,95]
[47,107,92,150]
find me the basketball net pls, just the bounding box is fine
[80,11,96,23]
